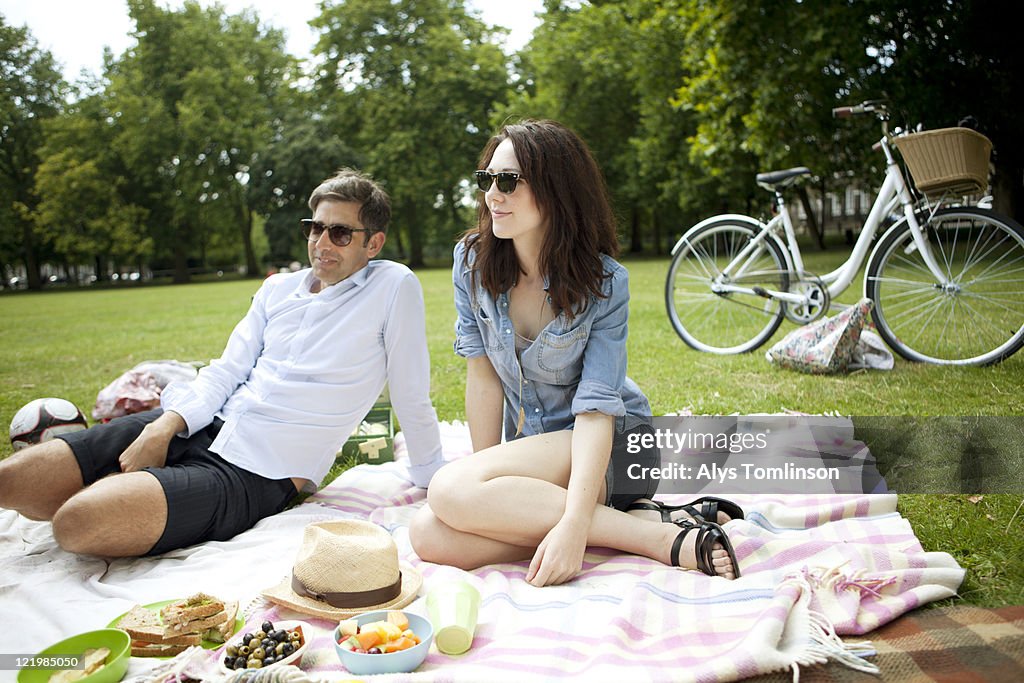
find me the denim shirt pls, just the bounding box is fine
[452,240,651,439]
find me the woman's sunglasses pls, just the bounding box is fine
[474,170,527,194]
[300,219,373,247]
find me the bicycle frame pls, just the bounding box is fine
[676,135,952,306]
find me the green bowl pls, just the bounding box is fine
[17,629,131,683]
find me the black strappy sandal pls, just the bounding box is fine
[626,496,745,524]
[669,518,741,579]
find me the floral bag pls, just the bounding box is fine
[766,298,873,374]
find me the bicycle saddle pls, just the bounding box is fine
[756,166,812,191]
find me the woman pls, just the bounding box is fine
[410,120,740,585]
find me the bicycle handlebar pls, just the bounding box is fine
[832,100,888,119]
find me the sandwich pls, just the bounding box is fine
[119,604,200,657]
[160,592,225,632]
[161,593,238,640]
[118,593,239,657]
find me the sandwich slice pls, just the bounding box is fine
[118,604,201,657]
[117,594,237,657]
[163,609,229,637]
[160,593,225,629]
[202,600,239,644]
[129,641,192,658]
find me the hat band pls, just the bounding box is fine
[291,572,403,608]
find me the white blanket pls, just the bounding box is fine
[1,421,963,683]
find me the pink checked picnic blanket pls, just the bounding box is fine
[243,421,963,683]
[0,420,962,683]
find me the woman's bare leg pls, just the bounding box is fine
[411,431,734,578]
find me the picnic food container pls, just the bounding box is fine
[17,628,131,683]
[217,620,309,674]
[334,610,433,675]
[339,389,395,465]
[892,127,992,197]
[426,581,480,655]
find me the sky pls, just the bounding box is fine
[0,0,545,82]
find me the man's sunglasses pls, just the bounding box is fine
[474,170,527,194]
[300,219,373,247]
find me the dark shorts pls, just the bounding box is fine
[58,409,297,556]
[605,420,660,511]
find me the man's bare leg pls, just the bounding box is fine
[0,439,84,520]
[51,471,167,557]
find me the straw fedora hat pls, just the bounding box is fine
[261,520,422,620]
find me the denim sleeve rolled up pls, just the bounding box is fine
[570,264,629,418]
[451,243,650,438]
[452,240,486,359]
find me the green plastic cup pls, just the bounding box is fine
[425,581,480,655]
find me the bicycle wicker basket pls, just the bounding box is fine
[892,127,992,197]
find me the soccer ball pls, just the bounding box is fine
[9,398,88,451]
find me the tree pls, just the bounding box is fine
[311,0,510,266]
[508,1,648,251]
[670,0,884,247]
[671,0,1024,238]
[34,90,152,281]
[107,0,293,282]
[860,0,1024,219]
[175,9,295,276]
[625,2,706,253]
[513,1,753,253]
[0,17,65,289]
[248,94,364,265]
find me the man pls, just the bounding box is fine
[0,169,443,557]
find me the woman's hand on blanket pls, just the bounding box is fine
[526,517,589,587]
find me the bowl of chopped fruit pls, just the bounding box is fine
[334,609,433,675]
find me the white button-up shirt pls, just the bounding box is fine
[161,260,443,489]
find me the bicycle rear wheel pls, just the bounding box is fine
[865,207,1024,365]
[666,220,789,354]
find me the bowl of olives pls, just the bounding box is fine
[219,619,308,673]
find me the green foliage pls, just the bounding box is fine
[899,494,1024,607]
[311,0,510,264]
[856,0,1024,217]
[673,1,879,207]
[627,3,704,251]
[103,0,293,281]
[506,1,647,248]
[0,16,66,287]
[35,92,152,279]
[247,100,364,265]
[4,1,1024,282]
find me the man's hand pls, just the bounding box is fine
[118,412,185,473]
[526,516,590,587]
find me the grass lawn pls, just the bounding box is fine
[1,253,1022,606]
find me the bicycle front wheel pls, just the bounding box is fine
[866,207,1024,365]
[666,220,789,354]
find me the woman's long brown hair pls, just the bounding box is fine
[461,120,619,321]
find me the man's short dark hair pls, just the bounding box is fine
[308,168,391,234]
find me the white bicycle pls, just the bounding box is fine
[665,101,1024,365]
